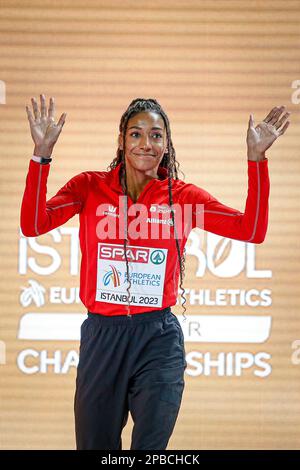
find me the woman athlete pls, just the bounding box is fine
[21,95,290,450]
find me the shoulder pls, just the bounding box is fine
[72,168,111,185]
[82,169,108,180]
[62,169,111,201]
[172,179,212,204]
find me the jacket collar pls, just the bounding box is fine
[109,162,168,193]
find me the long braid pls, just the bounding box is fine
[164,123,187,323]
[120,156,132,317]
[107,98,187,320]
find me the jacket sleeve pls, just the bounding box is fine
[20,159,88,237]
[182,158,270,244]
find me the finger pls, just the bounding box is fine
[278,120,290,136]
[40,94,47,118]
[248,113,254,128]
[263,106,280,123]
[25,105,35,125]
[31,97,40,120]
[269,105,286,125]
[57,112,67,128]
[275,111,291,129]
[48,96,55,119]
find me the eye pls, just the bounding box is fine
[130,132,163,139]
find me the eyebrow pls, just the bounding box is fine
[128,126,163,130]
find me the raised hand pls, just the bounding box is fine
[247,105,291,161]
[26,94,67,157]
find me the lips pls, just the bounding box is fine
[134,153,155,157]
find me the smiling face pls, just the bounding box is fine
[118,111,168,173]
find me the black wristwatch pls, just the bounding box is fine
[32,155,53,165]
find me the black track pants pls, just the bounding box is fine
[74,306,187,450]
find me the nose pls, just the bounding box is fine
[139,134,152,150]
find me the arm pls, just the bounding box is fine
[184,105,291,243]
[21,93,87,236]
[185,158,269,243]
[20,158,87,237]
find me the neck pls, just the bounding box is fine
[123,164,159,203]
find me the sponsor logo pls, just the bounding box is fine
[146,217,173,226]
[103,265,122,287]
[103,204,119,218]
[150,250,165,265]
[150,204,175,214]
[99,244,149,263]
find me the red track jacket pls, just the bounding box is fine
[20,158,270,316]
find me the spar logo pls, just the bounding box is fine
[103,265,122,287]
[150,250,165,265]
[99,243,150,263]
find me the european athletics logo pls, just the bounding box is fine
[103,265,122,287]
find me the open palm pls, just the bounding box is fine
[26,94,67,150]
[247,105,291,156]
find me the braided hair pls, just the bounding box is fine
[107,98,187,321]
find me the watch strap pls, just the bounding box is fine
[32,155,52,165]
